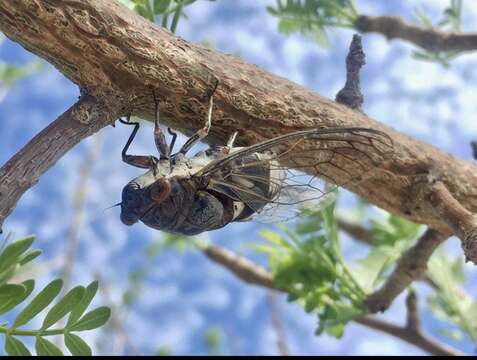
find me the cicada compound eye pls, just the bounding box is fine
[150,178,172,204]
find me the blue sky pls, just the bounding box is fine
[1,0,477,355]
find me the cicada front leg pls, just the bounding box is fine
[178,81,219,155]
[152,91,170,160]
[226,131,238,149]
[167,127,178,153]
[120,116,159,170]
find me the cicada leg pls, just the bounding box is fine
[167,127,178,153]
[120,116,159,170]
[152,91,170,160]
[226,131,238,149]
[178,80,219,155]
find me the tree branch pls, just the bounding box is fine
[337,216,374,245]
[405,290,420,333]
[355,15,477,53]
[426,181,477,264]
[0,91,122,231]
[203,246,279,291]
[354,316,462,356]
[266,292,290,356]
[202,245,462,356]
[365,229,448,313]
[1,1,477,256]
[337,216,442,290]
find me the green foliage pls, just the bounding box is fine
[267,0,358,46]
[0,236,110,356]
[426,249,477,344]
[353,215,421,293]
[203,326,224,355]
[155,345,172,356]
[0,61,44,88]
[126,0,216,33]
[257,201,366,338]
[257,200,427,338]
[412,0,463,67]
[266,0,464,67]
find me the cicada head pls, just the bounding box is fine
[120,170,171,226]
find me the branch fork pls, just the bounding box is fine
[0,90,124,231]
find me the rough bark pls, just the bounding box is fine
[365,229,448,313]
[1,0,477,239]
[0,91,122,228]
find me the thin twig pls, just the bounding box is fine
[203,246,279,290]
[365,228,448,313]
[61,134,104,291]
[405,290,420,333]
[202,245,462,356]
[354,317,462,356]
[471,141,477,160]
[335,34,365,110]
[95,272,141,355]
[54,134,103,348]
[266,292,290,356]
[355,15,477,53]
[337,216,374,245]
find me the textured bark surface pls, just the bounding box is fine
[1,0,477,234]
[0,92,122,227]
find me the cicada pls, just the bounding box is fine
[119,87,393,235]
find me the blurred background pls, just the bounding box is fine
[1,0,477,355]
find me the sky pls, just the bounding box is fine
[1,0,477,355]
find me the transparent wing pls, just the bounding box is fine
[194,127,394,222]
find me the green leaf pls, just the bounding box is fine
[0,283,25,301]
[260,229,291,249]
[19,249,42,266]
[427,249,477,343]
[134,4,153,21]
[69,307,111,331]
[0,236,35,274]
[437,328,464,342]
[65,333,92,356]
[5,334,31,356]
[67,281,99,327]
[322,199,339,256]
[13,279,63,328]
[0,61,43,86]
[0,280,35,315]
[41,286,85,330]
[324,321,345,338]
[155,346,172,356]
[154,0,171,14]
[35,337,63,356]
